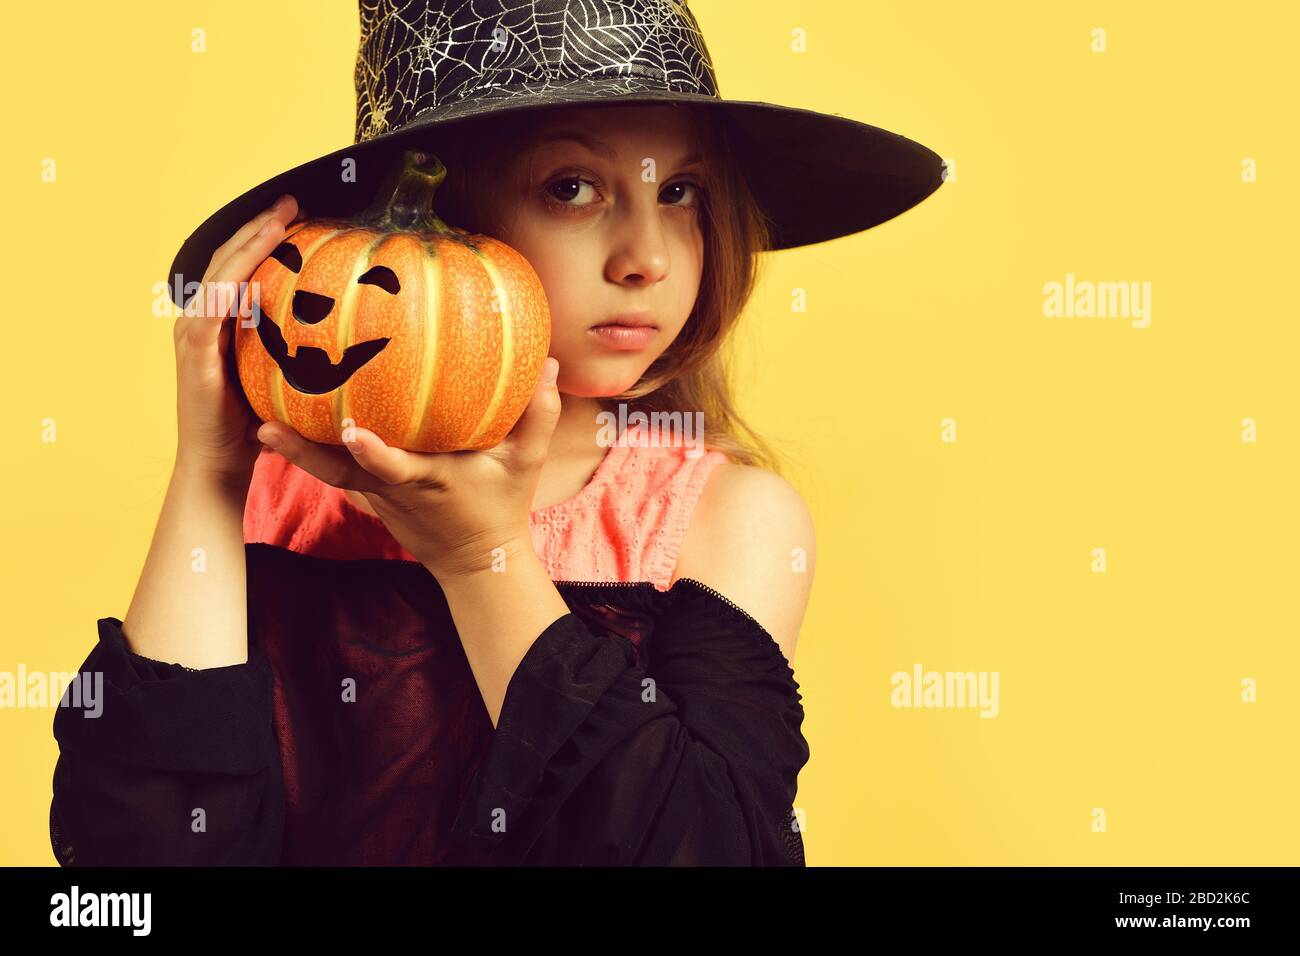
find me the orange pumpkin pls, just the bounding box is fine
[235,150,551,453]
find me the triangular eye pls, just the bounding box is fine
[270,242,302,273]
[357,265,400,294]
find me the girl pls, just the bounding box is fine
[50,0,942,867]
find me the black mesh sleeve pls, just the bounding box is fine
[447,583,810,866]
[49,617,284,866]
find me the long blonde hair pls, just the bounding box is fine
[426,103,791,478]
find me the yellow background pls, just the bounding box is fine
[2,1,1295,865]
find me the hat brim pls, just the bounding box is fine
[165,87,944,309]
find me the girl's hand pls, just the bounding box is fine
[255,358,563,581]
[174,194,304,482]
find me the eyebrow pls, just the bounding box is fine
[531,128,704,169]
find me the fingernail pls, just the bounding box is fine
[257,220,273,237]
[541,358,558,386]
[259,428,281,449]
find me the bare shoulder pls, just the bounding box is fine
[672,460,816,664]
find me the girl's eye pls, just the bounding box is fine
[660,180,702,209]
[545,176,600,209]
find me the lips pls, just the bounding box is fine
[595,313,657,330]
[252,298,389,395]
[589,324,656,350]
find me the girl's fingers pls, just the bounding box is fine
[176,196,309,368]
[257,422,387,493]
[180,286,234,354]
[205,194,300,282]
[182,270,258,352]
[186,210,296,350]
[209,213,287,291]
[500,357,562,467]
[343,427,446,487]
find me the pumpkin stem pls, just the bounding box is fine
[356,150,457,235]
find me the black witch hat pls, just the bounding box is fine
[166,0,945,308]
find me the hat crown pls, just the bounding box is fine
[354,0,719,143]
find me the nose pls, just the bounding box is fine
[605,189,672,286]
[292,289,334,325]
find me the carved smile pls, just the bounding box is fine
[252,298,389,395]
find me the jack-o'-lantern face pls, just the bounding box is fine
[252,238,399,395]
[234,149,551,453]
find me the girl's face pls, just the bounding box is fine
[483,105,707,398]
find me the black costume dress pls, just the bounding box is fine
[50,448,810,866]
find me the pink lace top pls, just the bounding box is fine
[244,424,731,591]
